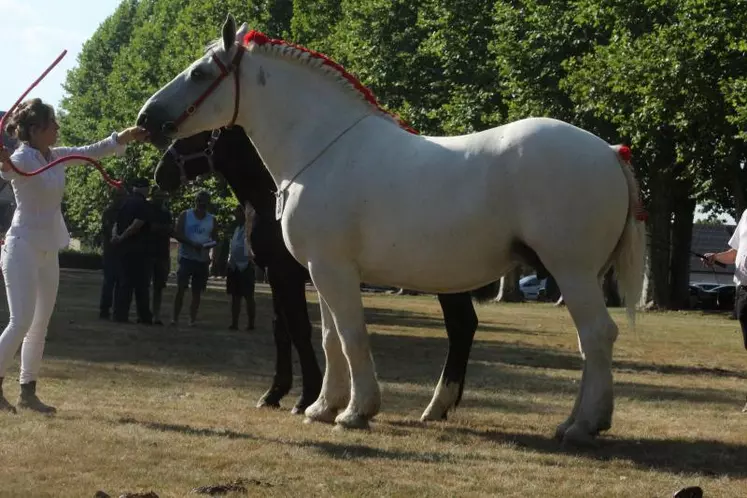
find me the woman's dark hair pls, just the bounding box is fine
[4,98,55,142]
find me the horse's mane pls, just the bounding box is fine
[239,30,418,135]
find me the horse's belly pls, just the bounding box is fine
[355,234,512,293]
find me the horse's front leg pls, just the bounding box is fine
[421,292,477,421]
[304,294,350,424]
[309,261,379,429]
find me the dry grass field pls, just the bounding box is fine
[0,269,745,497]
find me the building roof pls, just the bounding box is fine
[690,223,735,276]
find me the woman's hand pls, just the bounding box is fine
[116,126,150,145]
[702,252,718,267]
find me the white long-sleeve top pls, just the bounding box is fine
[0,132,126,251]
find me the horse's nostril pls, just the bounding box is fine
[136,113,148,127]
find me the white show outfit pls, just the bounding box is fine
[729,209,747,286]
[0,134,125,383]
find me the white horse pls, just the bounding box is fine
[137,15,646,445]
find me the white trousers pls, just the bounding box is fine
[0,235,59,384]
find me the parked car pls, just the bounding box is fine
[707,284,736,311]
[519,274,547,300]
[689,282,736,310]
[691,282,720,292]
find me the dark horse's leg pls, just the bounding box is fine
[256,260,323,413]
[256,263,293,408]
[421,292,478,421]
[284,262,323,414]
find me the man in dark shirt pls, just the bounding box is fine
[98,188,126,319]
[148,188,173,325]
[111,178,154,324]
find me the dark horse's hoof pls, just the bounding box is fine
[673,486,703,498]
[291,392,319,415]
[256,386,289,409]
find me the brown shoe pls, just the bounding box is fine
[17,381,56,414]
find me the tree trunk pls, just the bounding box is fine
[495,267,523,302]
[669,196,695,310]
[647,169,673,309]
[639,245,655,308]
[727,153,747,220]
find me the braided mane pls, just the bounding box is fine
[242,30,418,135]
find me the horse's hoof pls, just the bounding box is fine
[554,418,574,441]
[561,423,600,448]
[420,408,448,422]
[257,386,290,409]
[304,402,338,424]
[291,404,306,415]
[256,398,281,409]
[334,410,371,430]
[291,393,318,415]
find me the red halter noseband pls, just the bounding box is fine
[169,44,246,131]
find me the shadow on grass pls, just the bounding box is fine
[449,426,747,479]
[114,414,747,479]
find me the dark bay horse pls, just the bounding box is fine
[154,126,481,420]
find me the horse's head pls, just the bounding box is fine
[155,129,222,192]
[155,125,275,213]
[137,14,250,148]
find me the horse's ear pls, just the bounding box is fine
[222,13,237,51]
[236,22,250,42]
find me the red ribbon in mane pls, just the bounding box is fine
[244,30,419,135]
[0,50,123,189]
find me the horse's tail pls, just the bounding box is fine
[609,145,647,328]
[471,280,501,303]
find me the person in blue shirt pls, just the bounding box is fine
[172,190,218,326]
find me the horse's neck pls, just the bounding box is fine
[221,166,275,218]
[238,53,372,189]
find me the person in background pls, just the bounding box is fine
[147,187,173,325]
[703,208,747,413]
[172,190,218,327]
[226,203,256,331]
[111,178,154,325]
[0,98,146,413]
[98,188,126,320]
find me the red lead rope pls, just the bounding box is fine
[0,50,123,189]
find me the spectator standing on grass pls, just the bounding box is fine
[147,187,174,325]
[226,203,256,331]
[98,188,126,320]
[703,208,747,413]
[172,190,217,327]
[111,178,155,325]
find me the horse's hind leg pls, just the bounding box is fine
[552,272,618,446]
[421,292,477,421]
[304,295,351,424]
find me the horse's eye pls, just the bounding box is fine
[190,68,207,81]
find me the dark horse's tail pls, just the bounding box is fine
[470,281,501,303]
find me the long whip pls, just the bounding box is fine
[0,50,123,188]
